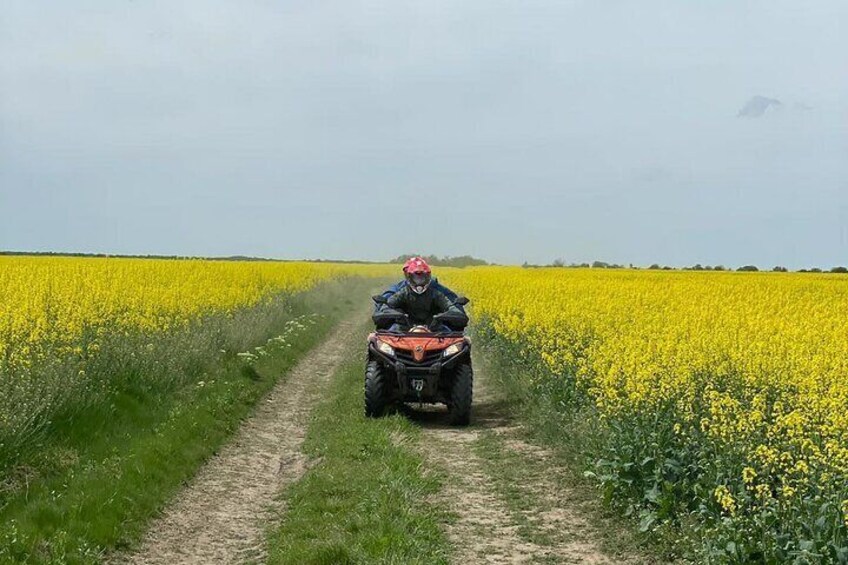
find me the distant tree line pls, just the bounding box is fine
[0,250,276,261]
[2,250,844,273]
[524,259,629,269]
[389,254,490,268]
[0,250,382,265]
[524,258,848,274]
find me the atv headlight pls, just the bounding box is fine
[377,340,395,357]
[443,343,463,357]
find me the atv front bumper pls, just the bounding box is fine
[368,342,470,402]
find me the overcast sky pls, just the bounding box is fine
[1,1,846,268]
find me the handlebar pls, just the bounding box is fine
[372,303,469,332]
[374,328,466,338]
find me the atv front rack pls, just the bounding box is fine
[374,329,466,338]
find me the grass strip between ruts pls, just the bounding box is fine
[0,279,379,564]
[266,352,452,564]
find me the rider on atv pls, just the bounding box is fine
[377,270,465,313]
[374,257,468,332]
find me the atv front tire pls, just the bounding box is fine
[449,362,473,426]
[365,359,387,418]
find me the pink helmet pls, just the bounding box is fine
[403,257,432,294]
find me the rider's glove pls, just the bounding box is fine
[428,314,444,331]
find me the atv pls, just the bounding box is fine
[365,295,473,425]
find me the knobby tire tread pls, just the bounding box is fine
[365,359,386,417]
[450,362,473,426]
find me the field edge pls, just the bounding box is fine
[0,277,385,564]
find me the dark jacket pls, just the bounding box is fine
[386,285,467,327]
[378,278,465,312]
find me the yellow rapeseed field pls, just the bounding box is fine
[444,266,848,558]
[0,256,393,468]
[0,256,391,371]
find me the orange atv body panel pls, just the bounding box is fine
[370,332,466,362]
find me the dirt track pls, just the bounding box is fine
[413,353,646,565]
[119,308,644,564]
[117,312,366,565]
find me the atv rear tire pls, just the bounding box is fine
[449,362,473,426]
[365,359,387,418]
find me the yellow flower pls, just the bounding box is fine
[441,266,848,505]
[0,256,395,381]
[714,485,737,515]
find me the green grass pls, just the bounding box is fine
[473,328,673,562]
[0,278,381,564]
[473,431,558,548]
[266,350,452,565]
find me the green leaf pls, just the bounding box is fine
[644,485,660,504]
[799,540,814,552]
[638,512,657,533]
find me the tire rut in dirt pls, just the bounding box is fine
[115,311,368,565]
[416,353,636,564]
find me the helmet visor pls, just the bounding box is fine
[408,272,431,293]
